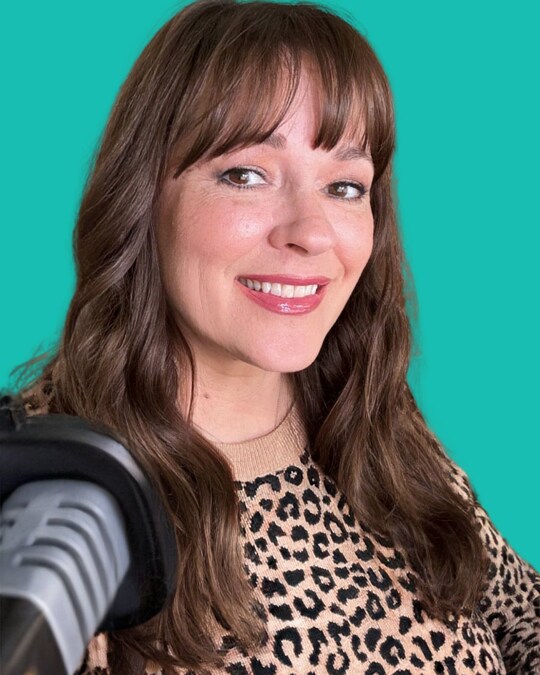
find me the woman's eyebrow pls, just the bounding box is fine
[259,131,373,165]
[333,145,373,163]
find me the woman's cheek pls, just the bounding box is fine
[190,201,270,250]
[336,215,374,264]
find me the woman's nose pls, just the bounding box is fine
[267,189,337,256]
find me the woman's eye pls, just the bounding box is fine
[328,181,367,201]
[219,167,266,189]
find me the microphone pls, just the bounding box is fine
[0,396,178,675]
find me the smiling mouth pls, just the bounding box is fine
[238,277,319,298]
[236,275,326,315]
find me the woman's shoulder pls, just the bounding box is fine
[74,633,110,674]
[442,452,478,506]
[75,633,171,675]
[18,378,55,417]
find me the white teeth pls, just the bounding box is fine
[240,278,318,297]
[282,284,294,298]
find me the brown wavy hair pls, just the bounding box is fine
[5,0,489,671]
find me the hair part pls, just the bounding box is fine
[7,0,489,671]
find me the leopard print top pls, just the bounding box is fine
[21,393,540,674]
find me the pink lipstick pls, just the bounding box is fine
[236,275,329,315]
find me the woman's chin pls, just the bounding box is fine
[247,345,323,374]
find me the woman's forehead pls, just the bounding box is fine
[214,80,369,155]
[216,130,373,166]
[282,68,369,140]
[167,55,374,178]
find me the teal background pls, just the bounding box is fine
[1,1,538,569]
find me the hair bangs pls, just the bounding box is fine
[170,49,302,178]
[168,3,393,181]
[297,37,395,179]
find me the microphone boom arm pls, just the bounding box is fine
[0,398,178,675]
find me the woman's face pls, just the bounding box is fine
[157,70,374,376]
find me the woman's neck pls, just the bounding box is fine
[186,367,294,444]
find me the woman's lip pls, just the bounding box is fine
[236,279,326,314]
[236,274,331,285]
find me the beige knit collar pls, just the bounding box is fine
[212,403,308,482]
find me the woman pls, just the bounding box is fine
[9,0,539,673]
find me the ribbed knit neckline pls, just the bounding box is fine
[212,403,308,482]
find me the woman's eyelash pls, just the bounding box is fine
[328,182,368,201]
[219,167,266,190]
[218,166,368,201]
